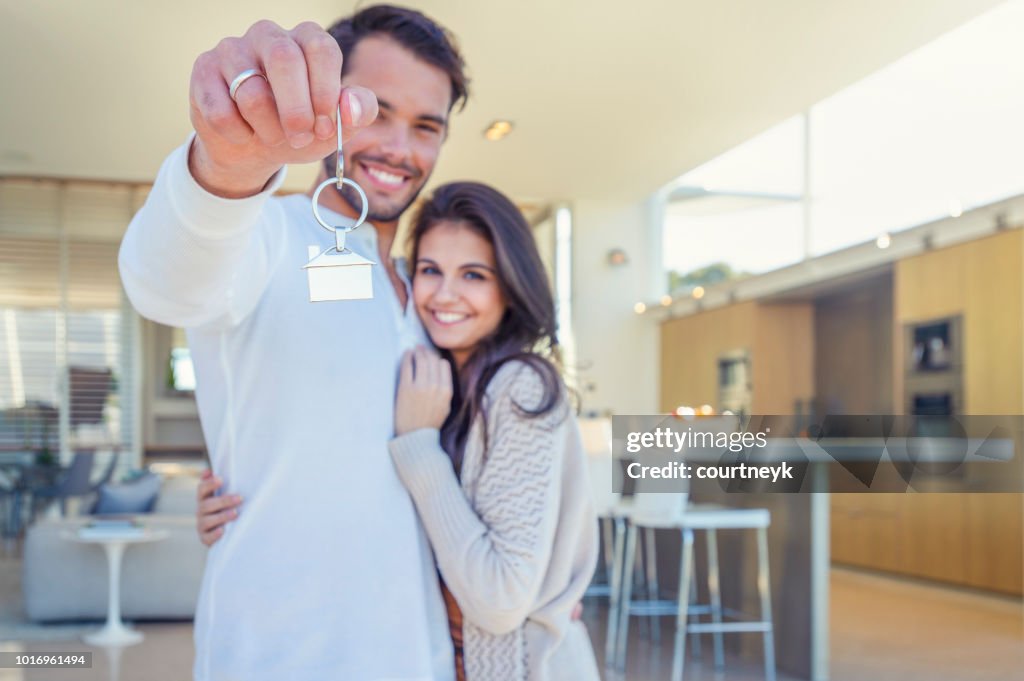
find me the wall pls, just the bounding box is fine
[814,274,895,414]
[571,198,660,414]
[140,319,205,455]
[659,301,814,413]
[752,303,816,414]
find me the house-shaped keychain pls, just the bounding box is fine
[303,240,375,302]
[303,105,376,303]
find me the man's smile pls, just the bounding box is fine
[357,159,415,192]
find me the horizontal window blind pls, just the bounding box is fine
[0,178,148,469]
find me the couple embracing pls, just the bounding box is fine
[119,5,600,680]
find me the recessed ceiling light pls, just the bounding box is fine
[483,120,513,141]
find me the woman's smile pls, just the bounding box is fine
[430,309,472,325]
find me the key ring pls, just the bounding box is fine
[311,104,369,253]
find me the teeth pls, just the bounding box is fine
[434,311,468,323]
[366,167,404,186]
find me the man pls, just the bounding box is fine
[119,6,468,680]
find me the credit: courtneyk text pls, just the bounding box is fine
[626,461,795,482]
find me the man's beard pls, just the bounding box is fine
[324,157,428,224]
[340,181,426,223]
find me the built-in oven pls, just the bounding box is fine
[904,316,962,446]
[718,350,752,417]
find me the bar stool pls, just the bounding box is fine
[581,418,667,636]
[604,444,687,666]
[607,487,688,669]
[585,419,669,664]
[603,495,634,664]
[613,501,776,681]
[674,505,775,681]
[580,418,619,600]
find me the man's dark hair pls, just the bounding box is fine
[328,5,469,112]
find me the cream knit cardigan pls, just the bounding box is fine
[389,361,601,680]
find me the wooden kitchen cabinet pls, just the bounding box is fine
[831,493,1022,595]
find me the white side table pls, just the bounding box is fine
[62,526,169,646]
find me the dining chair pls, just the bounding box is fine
[31,451,96,519]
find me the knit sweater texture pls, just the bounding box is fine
[389,361,601,681]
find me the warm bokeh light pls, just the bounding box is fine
[483,120,514,141]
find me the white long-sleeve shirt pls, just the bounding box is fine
[119,140,454,681]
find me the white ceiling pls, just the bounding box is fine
[0,0,1005,202]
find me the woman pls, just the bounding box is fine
[198,182,600,680]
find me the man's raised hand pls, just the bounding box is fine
[188,20,378,198]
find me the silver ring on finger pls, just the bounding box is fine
[228,68,268,101]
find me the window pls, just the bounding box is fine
[808,0,1024,255]
[662,0,1024,284]
[168,328,196,393]
[0,179,143,460]
[663,117,806,289]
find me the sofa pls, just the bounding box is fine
[22,473,207,622]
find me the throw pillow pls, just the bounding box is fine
[91,472,163,515]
